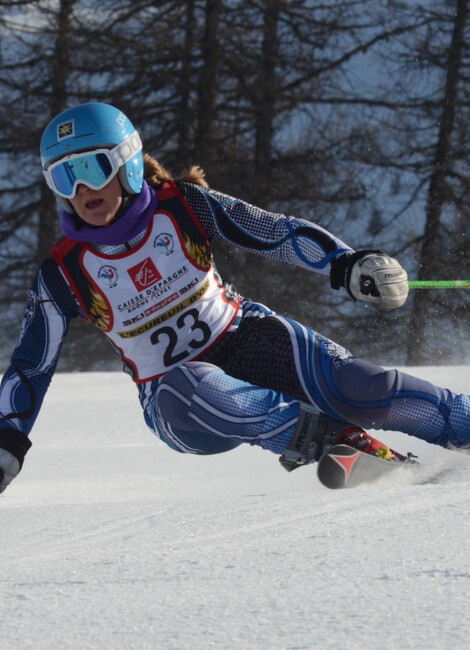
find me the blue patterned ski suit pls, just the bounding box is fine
[1,181,469,459]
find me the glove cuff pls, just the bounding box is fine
[330,250,383,295]
[0,428,32,469]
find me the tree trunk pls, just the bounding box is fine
[194,0,222,170]
[37,0,77,263]
[176,0,196,168]
[406,0,468,364]
[253,0,280,205]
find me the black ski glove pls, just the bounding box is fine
[331,250,409,310]
[0,428,32,493]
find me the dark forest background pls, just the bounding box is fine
[0,0,469,371]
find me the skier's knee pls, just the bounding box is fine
[157,362,217,430]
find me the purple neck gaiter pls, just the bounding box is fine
[59,180,158,245]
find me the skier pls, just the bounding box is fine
[0,101,468,493]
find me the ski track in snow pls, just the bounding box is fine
[1,368,469,650]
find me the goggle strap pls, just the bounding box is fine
[109,130,142,168]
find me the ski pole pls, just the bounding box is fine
[408,280,470,289]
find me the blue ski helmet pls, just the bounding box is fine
[40,102,143,212]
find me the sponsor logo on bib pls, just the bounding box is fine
[127,258,162,291]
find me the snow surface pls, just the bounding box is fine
[1,367,470,650]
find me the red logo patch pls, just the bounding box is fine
[330,450,361,481]
[127,258,162,291]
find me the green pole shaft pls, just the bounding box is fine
[408,280,470,289]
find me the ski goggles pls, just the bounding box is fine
[43,130,142,199]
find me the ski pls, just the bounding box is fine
[317,444,417,489]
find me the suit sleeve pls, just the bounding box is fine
[0,257,80,438]
[179,183,354,276]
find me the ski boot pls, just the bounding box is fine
[279,404,397,472]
